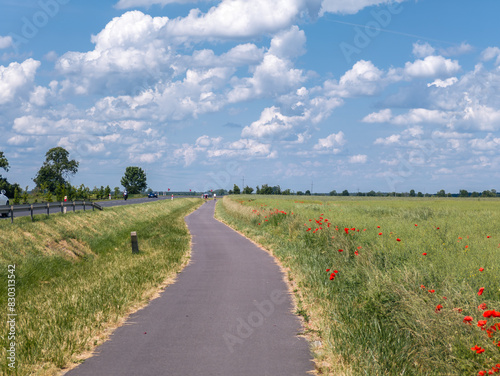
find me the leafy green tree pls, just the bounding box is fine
[437,189,446,197]
[305,190,311,196]
[13,187,20,204]
[367,190,376,197]
[0,151,9,172]
[55,184,66,202]
[417,192,423,197]
[232,184,241,194]
[282,189,291,195]
[471,191,480,197]
[121,167,147,194]
[259,184,273,195]
[114,187,120,198]
[329,190,337,196]
[296,191,304,196]
[409,189,416,197]
[33,147,79,192]
[105,185,111,198]
[342,190,349,196]
[22,186,30,204]
[459,189,469,198]
[242,186,254,194]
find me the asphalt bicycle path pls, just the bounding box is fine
[65,200,314,376]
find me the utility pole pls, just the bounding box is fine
[242,176,245,190]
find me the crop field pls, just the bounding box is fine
[216,195,500,376]
[0,198,201,376]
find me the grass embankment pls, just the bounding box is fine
[216,196,500,376]
[0,198,202,375]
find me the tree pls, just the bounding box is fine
[105,185,111,199]
[437,189,446,197]
[282,189,291,195]
[242,186,254,194]
[33,147,79,192]
[367,190,376,197]
[417,192,423,197]
[341,190,349,196]
[114,187,120,198]
[121,167,147,194]
[459,189,469,198]
[232,184,241,194]
[0,151,9,172]
[329,190,337,196]
[409,189,416,197]
[296,191,304,195]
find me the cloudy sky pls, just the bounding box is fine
[1,0,499,194]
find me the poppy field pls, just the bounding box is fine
[216,196,500,376]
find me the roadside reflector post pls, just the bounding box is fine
[131,231,139,254]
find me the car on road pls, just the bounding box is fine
[0,190,9,217]
[148,192,158,198]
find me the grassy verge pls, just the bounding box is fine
[0,198,202,375]
[216,195,500,376]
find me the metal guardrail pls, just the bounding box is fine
[0,201,103,223]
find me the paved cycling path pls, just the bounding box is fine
[66,200,313,376]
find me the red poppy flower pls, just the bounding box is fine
[354,251,359,255]
[396,238,401,242]
[306,228,311,232]
[344,228,349,234]
[326,269,330,272]
[435,304,443,312]
[334,270,338,274]
[478,287,485,296]
[478,303,487,310]
[377,226,380,228]
[463,316,473,323]
[378,232,382,235]
[478,371,486,376]
[357,246,362,249]
[465,245,469,249]
[436,227,440,230]
[428,289,435,293]
[338,249,344,252]
[477,320,487,328]
[422,253,427,256]
[415,224,418,226]
[479,267,484,272]
[329,274,335,280]
[487,236,491,238]
[420,285,425,289]
[471,345,485,354]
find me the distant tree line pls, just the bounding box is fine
[229,184,499,198]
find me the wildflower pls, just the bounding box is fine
[329,273,335,280]
[478,303,487,310]
[477,320,488,328]
[415,224,418,226]
[378,232,383,235]
[422,253,427,256]
[463,316,473,324]
[338,249,344,252]
[354,251,359,256]
[326,269,330,272]
[465,245,469,249]
[420,285,425,289]
[478,287,485,296]
[436,227,440,230]
[428,289,435,293]
[471,345,485,354]
[377,226,380,228]
[435,304,443,312]
[357,246,362,249]
[344,228,349,234]
[306,228,311,232]
[396,238,401,242]
[479,267,484,272]
[487,236,491,238]
[333,270,339,274]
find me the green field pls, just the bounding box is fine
[0,198,202,376]
[216,196,500,376]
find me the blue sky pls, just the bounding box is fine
[1,0,499,194]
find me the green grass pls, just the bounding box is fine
[0,198,202,375]
[216,195,500,376]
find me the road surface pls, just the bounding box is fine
[65,200,313,376]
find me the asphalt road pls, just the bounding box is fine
[0,195,190,219]
[65,200,314,376]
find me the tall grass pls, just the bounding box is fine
[0,198,202,375]
[216,196,500,376]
